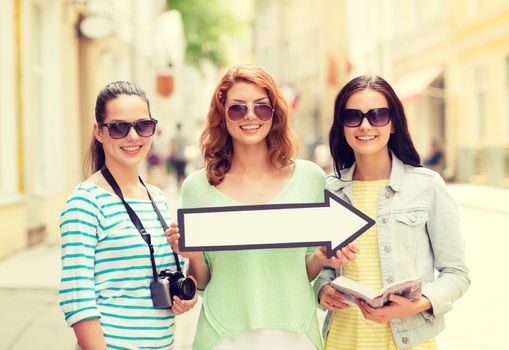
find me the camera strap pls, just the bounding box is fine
[100,166,183,281]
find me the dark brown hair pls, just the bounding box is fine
[84,81,151,176]
[329,75,421,177]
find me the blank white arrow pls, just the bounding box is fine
[177,190,375,258]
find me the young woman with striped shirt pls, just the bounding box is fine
[314,75,470,349]
[59,81,197,349]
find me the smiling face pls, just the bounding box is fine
[94,94,152,171]
[343,88,394,160]
[224,81,273,148]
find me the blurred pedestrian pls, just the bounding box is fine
[314,142,333,173]
[59,81,197,350]
[423,139,444,173]
[315,75,470,349]
[166,65,357,350]
[147,129,167,188]
[168,122,188,187]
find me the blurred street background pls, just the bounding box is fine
[1,0,509,349]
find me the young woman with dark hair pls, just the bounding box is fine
[328,75,421,172]
[167,65,357,349]
[315,75,470,349]
[59,81,196,349]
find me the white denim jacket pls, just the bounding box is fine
[314,154,470,348]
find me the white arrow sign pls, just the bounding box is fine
[177,190,375,258]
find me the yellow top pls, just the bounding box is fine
[325,180,437,350]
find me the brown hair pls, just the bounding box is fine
[201,64,295,185]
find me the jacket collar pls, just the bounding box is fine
[331,151,406,192]
[387,153,405,192]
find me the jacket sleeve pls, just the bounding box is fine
[421,173,470,318]
[59,188,102,327]
[313,265,337,310]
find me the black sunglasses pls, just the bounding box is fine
[226,103,274,122]
[99,119,158,139]
[343,108,391,127]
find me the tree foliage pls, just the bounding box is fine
[168,0,239,67]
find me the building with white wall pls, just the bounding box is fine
[0,0,188,260]
[346,0,509,187]
[253,0,349,161]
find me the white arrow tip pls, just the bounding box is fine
[326,191,375,255]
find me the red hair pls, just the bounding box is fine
[201,64,296,185]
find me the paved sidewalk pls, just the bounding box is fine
[0,183,507,349]
[446,183,509,214]
[0,242,61,291]
[0,289,75,350]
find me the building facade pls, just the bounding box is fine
[347,0,509,187]
[0,0,83,259]
[253,0,350,164]
[0,0,185,260]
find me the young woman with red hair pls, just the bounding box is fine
[167,65,357,349]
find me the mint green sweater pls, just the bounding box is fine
[181,159,325,350]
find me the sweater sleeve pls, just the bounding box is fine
[180,174,196,209]
[312,168,339,307]
[59,187,102,327]
[306,160,326,256]
[180,171,211,269]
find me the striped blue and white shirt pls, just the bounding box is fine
[59,181,180,350]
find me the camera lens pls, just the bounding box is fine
[169,274,196,301]
[179,278,196,300]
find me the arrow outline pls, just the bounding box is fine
[178,190,376,258]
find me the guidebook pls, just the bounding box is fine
[330,276,422,308]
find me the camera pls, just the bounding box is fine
[150,269,196,308]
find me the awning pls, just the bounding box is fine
[394,66,443,102]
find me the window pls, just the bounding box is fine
[27,2,65,196]
[0,0,19,201]
[506,56,509,138]
[412,0,422,24]
[30,3,45,191]
[473,65,485,140]
[467,0,484,15]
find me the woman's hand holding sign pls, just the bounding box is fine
[318,243,359,269]
[306,243,358,280]
[166,222,211,290]
[166,222,202,260]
